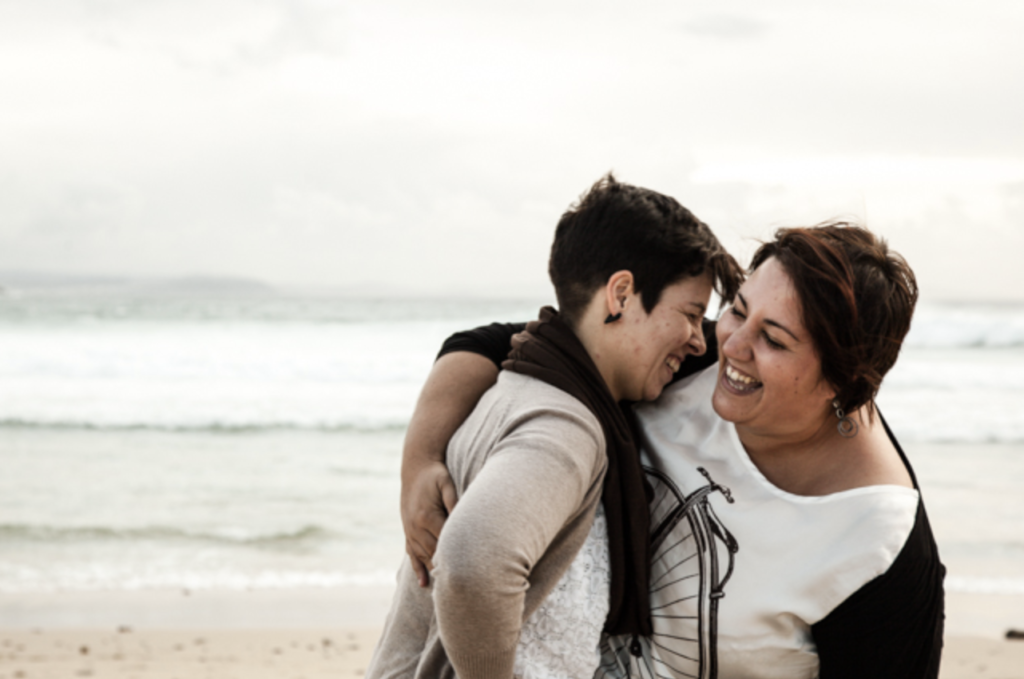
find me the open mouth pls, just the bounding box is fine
[665,355,682,373]
[723,362,762,393]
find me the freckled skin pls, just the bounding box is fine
[709,257,916,495]
[610,274,714,403]
[711,258,836,445]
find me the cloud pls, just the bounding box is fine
[76,0,349,70]
[690,157,1024,187]
[0,0,1022,299]
[680,13,768,39]
[0,181,142,240]
[272,186,392,235]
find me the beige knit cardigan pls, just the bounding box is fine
[367,371,608,679]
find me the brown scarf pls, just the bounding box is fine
[502,306,653,636]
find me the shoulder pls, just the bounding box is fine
[494,372,604,431]
[456,371,607,466]
[812,500,945,677]
[634,364,723,459]
[636,363,719,422]
[825,485,922,587]
[828,496,943,612]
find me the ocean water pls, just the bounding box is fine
[0,289,1022,598]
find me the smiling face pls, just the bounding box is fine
[610,272,714,402]
[711,257,836,441]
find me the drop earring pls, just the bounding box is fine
[833,399,859,438]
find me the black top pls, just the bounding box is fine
[437,319,945,678]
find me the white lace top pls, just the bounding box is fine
[513,504,611,679]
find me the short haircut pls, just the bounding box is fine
[750,222,919,414]
[548,174,742,327]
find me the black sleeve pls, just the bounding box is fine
[436,322,527,370]
[811,466,945,678]
[436,318,720,378]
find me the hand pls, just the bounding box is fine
[402,460,458,587]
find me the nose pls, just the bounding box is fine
[686,319,708,356]
[720,316,754,362]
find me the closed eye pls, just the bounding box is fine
[733,304,786,349]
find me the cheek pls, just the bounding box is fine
[715,316,741,353]
[770,363,822,402]
[715,318,732,344]
[622,323,647,359]
[678,320,694,343]
[761,360,801,396]
[790,375,804,398]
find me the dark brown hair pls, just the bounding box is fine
[549,173,743,326]
[749,222,918,415]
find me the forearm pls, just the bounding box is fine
[401,352,499,480]
[400,351,501,583]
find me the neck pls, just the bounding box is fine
[736,415,843,493]
[574,313,623,403]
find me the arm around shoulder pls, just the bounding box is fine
[437,321,527,369]
[401,352,500,585]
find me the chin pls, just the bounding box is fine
[644,380,671,402]
[710,387,740,423]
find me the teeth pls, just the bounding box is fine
[666,357,681,373]
[725,364,760,386]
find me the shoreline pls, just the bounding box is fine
[0,586,398,630]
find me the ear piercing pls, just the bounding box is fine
[833,399,859,438]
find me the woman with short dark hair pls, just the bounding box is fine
[368,175,742,679]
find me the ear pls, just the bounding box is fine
[603,270,635,316]
[816,380,838,406]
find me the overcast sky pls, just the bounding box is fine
[1,0,1022,300]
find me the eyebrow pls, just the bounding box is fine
[736,293,800,342]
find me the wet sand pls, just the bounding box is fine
[941,636,1024,678]
[1,588,1022,677]
[0,587,389,678]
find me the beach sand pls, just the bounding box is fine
[0,587,391,678]
[2,589,1023,678]
[3,629,1024,678]
[0,627,379,679]
[942,636,1024,679]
